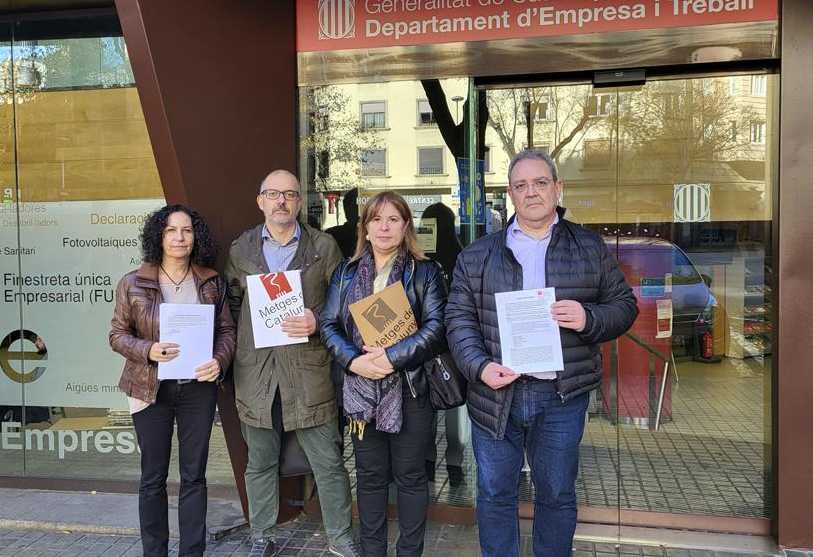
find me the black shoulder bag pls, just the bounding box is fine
[425,351,467,410]
[416,261,467,410]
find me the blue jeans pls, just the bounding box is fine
[471,379,589,557]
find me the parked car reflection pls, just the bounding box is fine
[607,236,717,359]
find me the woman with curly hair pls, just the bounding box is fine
[109,204,236,557]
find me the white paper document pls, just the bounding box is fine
[246,270,308,348]
[158,303,215,380]
[495,288,564,374]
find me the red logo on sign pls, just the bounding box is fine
[260,273,293,300]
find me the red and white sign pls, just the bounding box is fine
[260,272,294,300]
[297,0,777,52]
[246,271,307,348]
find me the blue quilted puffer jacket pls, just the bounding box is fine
[445,207,638,440]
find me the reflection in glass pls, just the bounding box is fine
[299,72,774,523]
[0,26,198,483]
[361,149,387,177]
[0,32,24,478]
[325,187,359,259]
[360,101,386,130]
[417,146,444,176]
[487,74,774,520]
[300,78,479,507]
[417,99,436,126]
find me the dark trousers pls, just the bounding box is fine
[352,393,433,557]
[426,406,466,468]
[132,380,218,557]
[471,379,589,557]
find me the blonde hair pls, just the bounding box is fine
[351,191,426,262]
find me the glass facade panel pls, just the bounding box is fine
[488,83,626,516]
[23,36,135,91]
[0,36,23,477]
[0,25,160,480]
[489,74,775,520]
[0,20,250,487]
[613,76,774,518]
[0,23,237,486]
[307,73,775,520]
[300,77,489,509]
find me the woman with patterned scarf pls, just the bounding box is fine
[320,191,448,557]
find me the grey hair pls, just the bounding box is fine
[507,149,559,184]
[259,169,300,193]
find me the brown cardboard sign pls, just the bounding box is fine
[348,281,417,348]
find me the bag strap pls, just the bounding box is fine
[215,275,226,318]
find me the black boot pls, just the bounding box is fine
[447,464,464,487]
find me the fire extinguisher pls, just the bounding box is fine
[695,327,721,363]
[701,330,714,360]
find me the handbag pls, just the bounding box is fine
[425,351,467,410]
[279,431,312,478]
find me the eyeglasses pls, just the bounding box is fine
[259,189,301,200]
[509,178,555,195]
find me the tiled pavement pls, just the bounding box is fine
[0,517,783,557]
[419,356,771,517]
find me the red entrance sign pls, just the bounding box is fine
[297,0,777,53]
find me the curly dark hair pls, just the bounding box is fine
[140,204,217,267]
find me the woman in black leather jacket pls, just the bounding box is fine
[320,191,447,557]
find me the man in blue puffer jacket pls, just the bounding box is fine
[446,149,638,557]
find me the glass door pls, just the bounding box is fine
[482,72,775,532]
[611,75,774,530]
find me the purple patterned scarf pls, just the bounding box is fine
[342,249,406,437]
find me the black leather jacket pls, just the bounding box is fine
[319,254,448,399]
[445,208,638,439]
